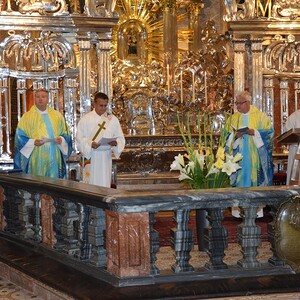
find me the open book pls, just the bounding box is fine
[41,137,56,143]
[98,137,117,146]
[231,125,249,134]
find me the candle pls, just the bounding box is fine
[192,71,195,103]
[167,64,170,96]
[73,0,78,13]
[204,71,207,105]
[180,71,183,103]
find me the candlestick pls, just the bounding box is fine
[167,64,170,96]
[180,71,183,103]
[192,71,195,103]
[73,0,78,13]
[204,71,207,105]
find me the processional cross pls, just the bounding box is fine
[92,121,106,141]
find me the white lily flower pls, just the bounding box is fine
[195,152,205,170]
[222,160,237,176]
[186,161,195,174]
[206,165,219,177]
[179,172,193,181]
[177,153,185,166]
[234,162,241,171]
[233,152,243,162]
[170,154,185,171]
[170,159,183,171]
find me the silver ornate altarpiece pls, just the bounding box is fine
[0,0,118,163]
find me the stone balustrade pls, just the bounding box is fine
[0,172,299,287]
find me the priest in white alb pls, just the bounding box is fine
[76,92,125,187]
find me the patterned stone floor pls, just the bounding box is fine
[0,277,44,300]
[0,262,74,300]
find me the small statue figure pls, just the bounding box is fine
[244,0,256,19]
[84,0,117,17]
[223,0,237,21]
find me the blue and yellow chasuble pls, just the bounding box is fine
[14,106,72,178]
[226,105,274,187]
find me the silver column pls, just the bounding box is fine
[233,39,247,100]
[48,79,60,111]
[251,38,263,111]
[64,77,78,149]
[263,76,274,125]
[16,78,26,120]
[0,77,10,156]
[78,37,91,114]
[279,78,289,131]
[97,39,112,98]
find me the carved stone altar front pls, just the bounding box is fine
[116,132,221,177]
[117,134,186,174]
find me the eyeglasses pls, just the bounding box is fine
[235,101,248,106]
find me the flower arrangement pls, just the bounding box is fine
[170,113,242,189]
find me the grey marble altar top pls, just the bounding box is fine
[0,172,299,213]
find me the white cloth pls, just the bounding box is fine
[284,109,300,185]
[76,110,125,188]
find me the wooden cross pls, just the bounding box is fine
[92,121,106,141]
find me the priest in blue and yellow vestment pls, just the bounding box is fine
[14,89,72,179]
[226,91,274,188]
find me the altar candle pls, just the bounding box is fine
[204,71,207,105]
[167,64,170,95]
[73,0,78,13]
[180,71,183,103]
[192,71,195,103]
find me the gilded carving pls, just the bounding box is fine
[272,0,300,19]
[117,20,148,62]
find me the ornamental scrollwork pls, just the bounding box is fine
[272,0,300,20]
[0,30,76,74]
[264,34,300,73]
[16,0,68,15]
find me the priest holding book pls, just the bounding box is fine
[14,89,72,179]
[225,91,274,217]
[76,92,125,188]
